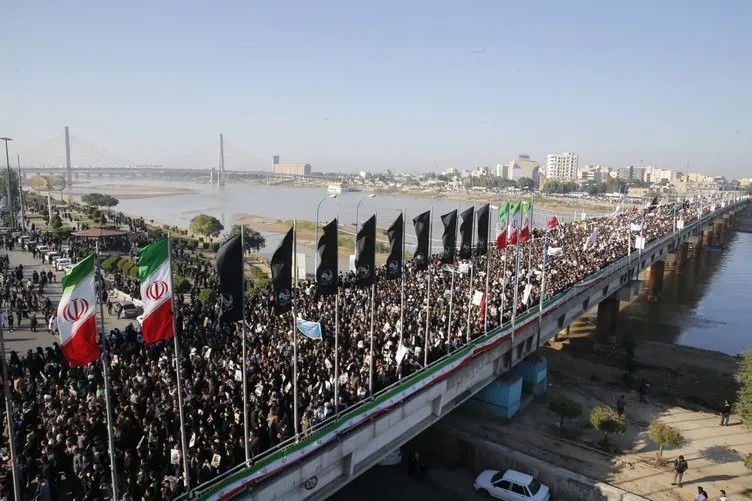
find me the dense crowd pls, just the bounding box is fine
[0,196,732,500]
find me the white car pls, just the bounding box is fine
[55,258,72,271]
[474,469,550,501]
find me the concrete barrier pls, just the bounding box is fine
[419,425,650,501]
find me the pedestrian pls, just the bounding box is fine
[637,378,647,403]
[719,489,729,501]
[720,400,731,426]
[696,486,708,501]
[672,455,688,487]
[616,395,626,416]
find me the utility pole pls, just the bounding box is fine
[65,126,72,204]
[0,137,13,230]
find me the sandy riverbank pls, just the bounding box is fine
[68,183,200,200]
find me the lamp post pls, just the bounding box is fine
[314,194,337,272]
[1,138,13,230]
[354,194,376,248]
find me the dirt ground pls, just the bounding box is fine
[444,338,751,500]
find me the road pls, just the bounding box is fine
[2,247,136,356]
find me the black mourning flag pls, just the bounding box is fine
[355,215,376,287]
[412,211,431,271]
[476,204,489,256]
[648,195,659,212]
[215,234,243,323]
[441,210,458,264]
[316,218,338,295]
[270,227,293,315]
[459,206,474,260]
[386,213,403,280]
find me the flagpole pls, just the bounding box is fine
[465,206,475,344]
[484,202,491,333]
[446,266,455,355]
[399,208,406,347]
[167,235,191,490]
[334,291,340,413]
[536,225,550,351]
[240,226,250,463]
[95,251,120,500]
[511,216,521,344]
[0,315,20,501]
[369,281,375,398]
[292,219,299,438]
[424,207,433,367]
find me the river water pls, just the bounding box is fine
[76,180,751,355]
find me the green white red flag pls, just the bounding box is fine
[508,201,522,245]
[495,202,509,250]
[139,239,175,343]
[520,201,533,243]
[58,254,100,367]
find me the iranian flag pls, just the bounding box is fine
[519,201,533,243]
[495,202,509,250]
[58,254,100,367]
[508,201,522,245]
[139,239,175,344]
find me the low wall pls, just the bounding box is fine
[418,425,649,501]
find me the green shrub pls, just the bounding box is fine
[202,242,210,250]
[174,277,192,295]
[210,242,220,253]
[198,288,216,304]
[101,255,122,273]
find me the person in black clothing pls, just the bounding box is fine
[720,400,732,426]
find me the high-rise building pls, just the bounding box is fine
[496,163,508,179]
[545,153,578,181]
[505,155,541,184]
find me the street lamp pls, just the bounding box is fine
[354,194,376,248]
[1,138,13,230]
[314,194,338,272]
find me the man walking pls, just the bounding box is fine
[720,400,731,426]
[672,455,688,487]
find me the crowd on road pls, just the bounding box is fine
[0,197,730,500]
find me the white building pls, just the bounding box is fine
[496,163,508,179]
[546,153,578,182]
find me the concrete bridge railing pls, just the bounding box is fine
[181,200,746,501]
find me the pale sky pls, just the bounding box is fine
[2,1,750,177]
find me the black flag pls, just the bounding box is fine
[476,204,489,255]
[355,215,376,287]
[215,234,243,322]
[459,206,474,260]
[386,213,403,280]
[412,211,431,271]
[648,195,659,212]
[270,227,293,315]
[441,210,457,264]
[316,218,338,295]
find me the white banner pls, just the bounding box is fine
[472,290,484,306]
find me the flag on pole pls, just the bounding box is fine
[412,211,431,271]
[386,213,403,280]
[271,227,294,314]
[496,202,509,250]
[508,201,522,245]
[476,204,489,255]
[519,201,532,243]
[548,216,559,230]
[216,234,244,323]
[355,215,376,287]
[316,219,338,296]
[459,206,474,259]
[58,254,100,367]
[440,210,458,264]
[295,316,322,340]
[139,239,175,344]
[583,228,598,250]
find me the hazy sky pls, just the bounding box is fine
[2,1,750,177]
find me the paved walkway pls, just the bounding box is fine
[2,248,136,356]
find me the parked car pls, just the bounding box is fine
[44,252,60,263]
[474,469,551,501]
[117,301,144,319]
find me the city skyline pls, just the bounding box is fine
[3,1,750,177]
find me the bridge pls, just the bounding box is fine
[178,200,745,501]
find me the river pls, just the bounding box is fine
[75,179,750,356]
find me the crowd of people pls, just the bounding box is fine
[0,195,734,500]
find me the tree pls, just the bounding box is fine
[736,351,752,427]
[549,396,582,434]
[745,453,752,471]
[81,193,120,208]
[648,419,683,461]
[229,224,266,252]
[189,214,224,237]
[589,406,626,447]
[50,213,63,229]
[518,177,536,190]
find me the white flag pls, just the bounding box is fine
[472,290,484,306]
[396,344,409,366]
[583,229,598,250]
[547,247,563,257]
[630,223,643,232]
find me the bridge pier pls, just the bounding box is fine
[645,260,664,302]
[703,226,714,247]
[676,242,688,274]
[512,357,548,396]
[713,220,724,246]
[687,235,702,259]
[595,296,620,339]
[469,376,523,419]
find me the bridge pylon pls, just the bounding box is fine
[218,133,225,186]
[65,126,72,203]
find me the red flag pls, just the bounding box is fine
[495,231,507,250]
[547,216,559,230]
